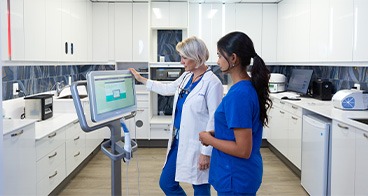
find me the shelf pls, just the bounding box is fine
[150,115,172,124]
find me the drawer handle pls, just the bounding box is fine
[74,151,81,157]
[11,129,24,137]
[74,136,80,141]
[363,133,368,139]
[48,152,57,159]
[280,101,285,104]
[48,132,57,138]
[279,111,285,114]
[291,116,298,120]
[73,120,79,124]
[292,105,298,109]
[137,109,144,112]
[49,171,58,179]
[164,129,169,132]
[337,123,349,130]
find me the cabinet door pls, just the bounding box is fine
[133,106,150,139]
[277,0,288,62]
[293,0,310,62]
[262,4,277,62]
[1,0,25,61]
[235,4,262,57]
[353,0,368,61]
[328,0,354,61]
[355,128,368,195]
[330,121,355,196]
[188,3,200,37]
[224,4,236,35]
[132,3,148,62]
[169,2,187,28]
[288,113,302,169]
[45,0,62,61]
[310,0,329,62]
[151,2,169,28]
[92,3,109,62]
[62,0,72,60]
[3,125,36,195]
[24,0,45,61]
[70,0,87,61]
[115,3,133,62]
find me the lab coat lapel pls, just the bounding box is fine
[184,71,210,103]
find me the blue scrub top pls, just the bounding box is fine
[209,80,263,194]
[173,74,202,130]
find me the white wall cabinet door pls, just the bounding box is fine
[45,0,62,61]
[151,2,187,28]
[1,0,25,61]
[309,0,330,62]
[353,0,368,61]
[262,4,277,62]
[328,0,353,61]
[169,2,188,28]
[330,121,355,196]
[292,0,310,62]
[277,0,288,62]
[24,0,45,61]
[224,4,236,35]
[71,0,87,61]
[132,3,148,62]
[92,3,109,62]
[114,3,133,62]
[355,128,368,195]
[188,3,200,38]
[151,2,169,28]
[235,4,262,57]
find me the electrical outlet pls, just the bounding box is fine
[13,83,19,95]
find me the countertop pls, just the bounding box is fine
[271,92,368,131]
[3,119,37,136]
[34,113,78,140]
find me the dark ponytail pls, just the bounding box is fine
[218,31,272,127]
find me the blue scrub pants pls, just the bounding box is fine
[159,137,211,196]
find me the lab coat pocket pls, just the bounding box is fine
[190,94,207,115]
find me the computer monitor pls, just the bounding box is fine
[286,69,313,95]
[87,70,137,122]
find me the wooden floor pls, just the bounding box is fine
[58,147,308,196]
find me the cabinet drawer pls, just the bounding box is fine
[137,101,149,108]
[150,124,171,139]
[65,121,81,139]
[284,103,302,117]
[36,162,66,196]
[36,143,66,183]
[136,93,149,102]
[36,129,66,161]
[66,137,86,175]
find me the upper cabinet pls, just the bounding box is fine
[92,3,109,62]
[353,0,368,61]
[151,2,188,29]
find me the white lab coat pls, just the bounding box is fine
[146,69,223,185]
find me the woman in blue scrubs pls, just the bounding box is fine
[199,31,272,195]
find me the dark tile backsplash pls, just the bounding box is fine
[157,30,182,62]
[2,65,115,100]
[267,65,368,93]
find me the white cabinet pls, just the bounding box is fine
[353,0,368,61]
[262,4,278,62]
[267,99,302,169]
[150,123,171,140]
[328,0,354,61]
[330,121,355,196]
[65,121,86,175]
[0,0,25,61]
[45,0,62,61]
[24,0,46,61]
[132,3,149,62]
[114,2,149,62]
[355,128,368,195]
[3,123,36,196]
[309,0,329,62]
[293,0,310,62]
[92,3,109,62]
[36,128,66,196]
[151,2,188,28]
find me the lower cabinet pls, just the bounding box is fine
[36,128,66,195]
[3,123,36,196]
[65,121,86,175]
[330,120,368,195]
[150,123,171,139]
[267,99,302,169]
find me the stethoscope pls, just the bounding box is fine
[178,68,211,98]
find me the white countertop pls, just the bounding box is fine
[271,92,368,131]
[34,113,78,140]
[3,119,37,136]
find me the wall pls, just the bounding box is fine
[2,64,115,101]
[268,65,368,93]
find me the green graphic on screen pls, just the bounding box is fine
[94,76,135,115]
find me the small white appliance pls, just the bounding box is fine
[301,114,331,196]
[269,73,286,93]
[332,89,368,110]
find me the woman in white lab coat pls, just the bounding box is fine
[129,36,223,196]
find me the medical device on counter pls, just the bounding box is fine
[332,89,368,110]
[269,73,287,93]
[71,70,138,196]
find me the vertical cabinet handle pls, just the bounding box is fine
[71,43,74,55]
[65,42,68,54]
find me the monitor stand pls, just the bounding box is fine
[70,81,138,196]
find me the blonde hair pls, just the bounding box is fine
[176,36,209,68]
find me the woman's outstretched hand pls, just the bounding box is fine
[128,68,148,85]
